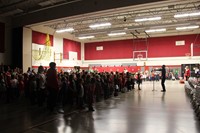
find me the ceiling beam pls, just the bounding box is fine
[12,0,161,27]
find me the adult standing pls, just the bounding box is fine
[160,65,166,92]
[184,66,190,81]
[88,77,96,111]
[46,62,59,112]
[136,72,142,90]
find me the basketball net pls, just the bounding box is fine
[137,54,143,61]
[185,53,191,59]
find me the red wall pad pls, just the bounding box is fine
[85,34,200,60]
[92,66,141,73]
[148,34,200,57]
[85,40,133,60]
[63,39,81,60]
[32,31,54,46]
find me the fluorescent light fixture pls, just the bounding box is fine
[176,25,199,30]
[89,22,111,28]
[108,32,126,36]
[78,36,95,39]
[135,16,161,22]
[174,12,200,18]
[56,28,74,33]
[145,28,166,33]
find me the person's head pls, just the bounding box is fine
[49,62,56,69]
[162,65,165,68]
[38,65,44,73]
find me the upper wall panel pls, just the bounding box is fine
[84,34,200,60]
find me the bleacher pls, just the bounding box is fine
[185,77,200,119]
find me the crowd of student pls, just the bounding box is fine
[1,63,182,113]
[0,63,146,113]
[0,62,197,114]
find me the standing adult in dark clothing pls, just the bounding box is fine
[77,78,84,109]
[159,65,166,92]
[137,73,142,90]
[95,75,102,101]
[46,62,59,112]
[126,77,132,91]
[88,77,96,111]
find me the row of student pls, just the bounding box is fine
[0,63,144,113]
[35,62,143,112]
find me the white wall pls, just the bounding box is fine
[81,42,84,65]
[23,28,32,72]
[23,26,82,70]
[83,56,200,67]
[24,25,200,70]
[52,34,82,67]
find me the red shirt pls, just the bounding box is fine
[46,68,59,90]
[185,69,190,77]
[19,81,24,91]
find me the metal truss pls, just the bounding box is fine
[43,0,200,40]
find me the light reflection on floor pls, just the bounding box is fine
[1,80,200,133]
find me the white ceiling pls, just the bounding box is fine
[21,0,200,42]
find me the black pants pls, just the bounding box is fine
[38,89,46,106]
[161,79,166,91]
[47,88,58,111]
[185,76,189,81]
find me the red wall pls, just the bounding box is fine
[32,31,53,46]
[85,40,133,60]
[63,39,81,60]
[85,34,200,60]
[92,66,146,73]
[148,35,198,57]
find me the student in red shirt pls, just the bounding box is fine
[184,66,190,81]
[46,62,59,112]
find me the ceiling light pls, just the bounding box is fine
[78,36,95,39]
[176,25,199,30]
[145,28,166,33]
[108,32,126,36]
[56,28,74,33]
[135,17,161,22]
[174,12,200,18]
[89,23,111,28]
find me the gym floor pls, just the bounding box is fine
[0,80,199,133]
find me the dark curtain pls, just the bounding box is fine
[11,27,22,69]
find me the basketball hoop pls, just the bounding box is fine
[133,50,147,61]
[185,53,191,59]
[137,54,143,61]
